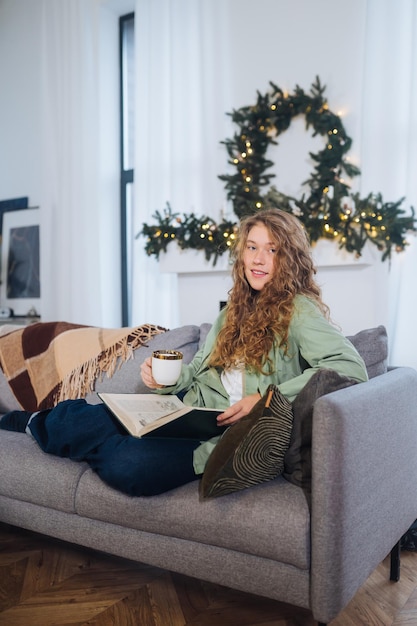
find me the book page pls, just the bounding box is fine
[99,392,225,439]
[99,393,187,433]
[117,396,184,427]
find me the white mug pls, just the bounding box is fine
[152,350,183,385]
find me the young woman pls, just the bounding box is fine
[0,209,368,496]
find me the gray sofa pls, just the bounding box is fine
[1,322,417,626]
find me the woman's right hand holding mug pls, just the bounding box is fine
[140,356,164,389]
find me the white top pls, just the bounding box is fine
[221,366,243,405]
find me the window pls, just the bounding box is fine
[119,12,134,325]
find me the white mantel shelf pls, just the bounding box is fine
[158,247,232,274]
[158,241,383,332]
[158,239,375,275]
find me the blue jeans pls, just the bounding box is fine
[28,399,202,496]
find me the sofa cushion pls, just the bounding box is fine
[347,325,388,379]
[199,323,212,349]
[0,371,22,413]
[0,431,89,513]
[75,468,311,570]
[85,325,201,403]
[199,385,293,498]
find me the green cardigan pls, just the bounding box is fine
[156,295,368,473]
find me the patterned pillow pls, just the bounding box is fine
[199,385,293,498]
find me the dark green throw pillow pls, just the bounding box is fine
[200,385,293,499]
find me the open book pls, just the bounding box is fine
[98,392,227,440]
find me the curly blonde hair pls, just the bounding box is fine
[208,208,329,374]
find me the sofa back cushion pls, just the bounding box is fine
[346,325,388,378]
[86,325,201,403]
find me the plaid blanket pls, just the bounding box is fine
[0,321,166,411]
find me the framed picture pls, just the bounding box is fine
[0,197,29,236]
[0,208,40,316]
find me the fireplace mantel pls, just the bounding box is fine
[158,239,374,275]
[158,241,382,332]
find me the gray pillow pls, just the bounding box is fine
[347,325,388,379]
[86,325,200,403]
[0,369,22,413]
[198,323,212,349]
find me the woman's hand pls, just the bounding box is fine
[140,356,165,389]
[216,393,261,426]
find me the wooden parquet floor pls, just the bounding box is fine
[1,523,417,626]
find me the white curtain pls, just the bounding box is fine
[131,0,232,328]
[39,0,121,327]
[360,0,417,367]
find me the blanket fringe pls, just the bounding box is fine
[54,324,166,405]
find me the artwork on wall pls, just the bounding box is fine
[0,208,40,316]
[0,197,29,235]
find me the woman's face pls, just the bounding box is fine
[242,224,276,291]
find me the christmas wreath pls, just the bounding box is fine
[140,77,416,263]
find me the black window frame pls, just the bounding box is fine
[119,12,134,326]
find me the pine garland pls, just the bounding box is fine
[140,77,416,262]
[140,204,237,264]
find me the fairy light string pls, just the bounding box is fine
[140,77,416,263]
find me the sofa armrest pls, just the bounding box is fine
[310,366,417,623]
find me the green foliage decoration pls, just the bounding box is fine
[139,77,416,263]
[140,204,238,264]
